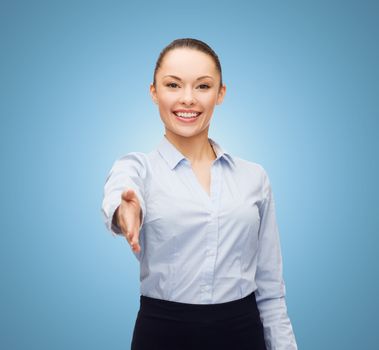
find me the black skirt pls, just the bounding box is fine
[131,291,267,350]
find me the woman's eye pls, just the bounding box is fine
[165,83,210,89]
[166,83,179,88]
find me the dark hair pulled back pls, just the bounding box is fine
[153,38,223,90]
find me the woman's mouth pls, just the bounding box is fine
[173,111,202,123]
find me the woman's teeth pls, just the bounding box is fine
[174,112,200,118]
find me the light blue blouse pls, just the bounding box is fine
[101,135,298,350]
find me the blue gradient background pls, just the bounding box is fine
[1,0,378,349]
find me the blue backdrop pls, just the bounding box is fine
[1,0,378,349]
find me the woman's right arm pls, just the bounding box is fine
[101,152,147,258]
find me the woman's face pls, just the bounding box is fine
[150,48,226,140]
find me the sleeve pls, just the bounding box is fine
[255,166,298,350]
[101,152,147,240]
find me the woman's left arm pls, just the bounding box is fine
[255,166,298,350]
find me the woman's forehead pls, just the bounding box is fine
[158,49,218,77]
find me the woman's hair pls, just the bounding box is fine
[153,38,223,90]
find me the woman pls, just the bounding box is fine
[102,38,298,350]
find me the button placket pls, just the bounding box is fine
[200,162,222,303]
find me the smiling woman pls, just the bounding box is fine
[150,45,226,141]
[101,37,298,350]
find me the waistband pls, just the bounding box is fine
[138,291,258,323]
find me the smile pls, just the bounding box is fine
[173,111,201,118]
[173,111,202,123]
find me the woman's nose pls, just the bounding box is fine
[179,87,196,105]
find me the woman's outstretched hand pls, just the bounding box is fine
[116,189,142,253]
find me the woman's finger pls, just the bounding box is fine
[130,229,140,249]
[131,240,141,253]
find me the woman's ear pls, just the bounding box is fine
[150,83,158,104]
[216,84,226,105]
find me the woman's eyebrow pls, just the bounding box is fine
[163,75,214,81]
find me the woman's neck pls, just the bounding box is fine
[164,131,216,165]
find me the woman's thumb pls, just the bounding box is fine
[121,188,136,202]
